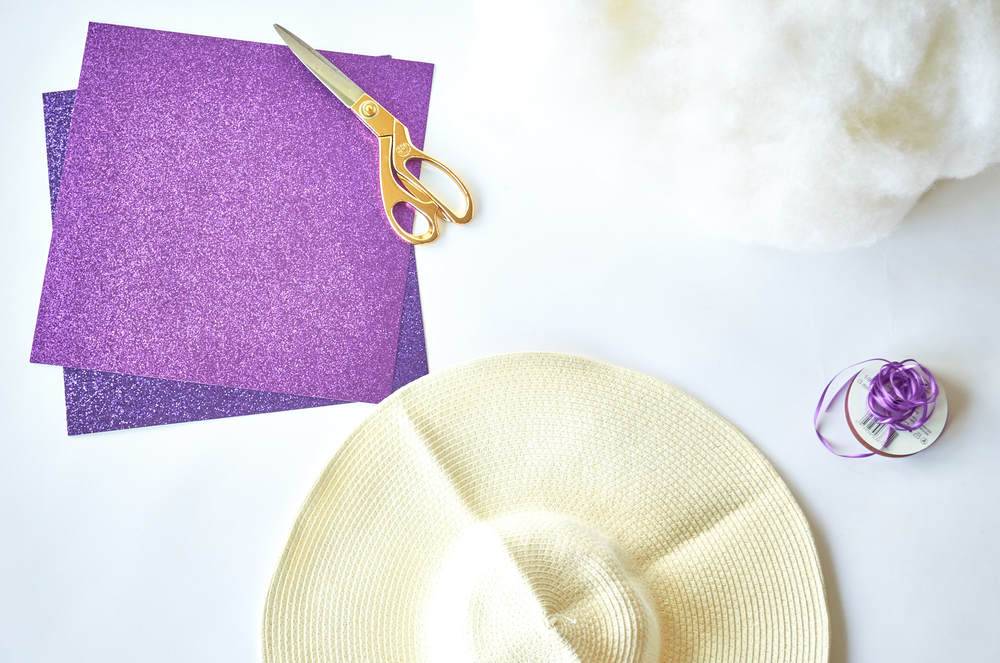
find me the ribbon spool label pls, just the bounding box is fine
[844,360,948,457]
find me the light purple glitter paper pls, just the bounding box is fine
[32,24,432,402]
[42,85,427,435]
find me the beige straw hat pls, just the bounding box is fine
[263,353,828,662]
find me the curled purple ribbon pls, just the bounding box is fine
[814,358,939,458]
[867,360,939,432]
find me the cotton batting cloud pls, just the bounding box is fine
[466,0,1000,250]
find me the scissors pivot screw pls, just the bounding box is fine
[395,144,411,157]
[359,101,379,118]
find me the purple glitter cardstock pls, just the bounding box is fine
[42,90,427,435]
[32,23,432,402]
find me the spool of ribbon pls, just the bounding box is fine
[814,358,941,458]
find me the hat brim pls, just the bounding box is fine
[263,353,828,662]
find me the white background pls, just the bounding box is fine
[2,2,999,662]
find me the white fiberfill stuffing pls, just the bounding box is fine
[467,0,1000,249]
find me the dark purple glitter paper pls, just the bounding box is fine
[40,50,428,435]
[32,24,432,402]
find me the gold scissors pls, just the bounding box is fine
[274,24,474,245]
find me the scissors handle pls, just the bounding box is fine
[351,95,474,244]
[374,134,446,244]
[388,122,475,226]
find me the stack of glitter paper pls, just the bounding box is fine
[30,23,430,434]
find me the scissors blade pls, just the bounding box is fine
[273,24,366,107]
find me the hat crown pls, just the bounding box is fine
[420,511,661,662]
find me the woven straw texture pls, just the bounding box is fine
[263,353,828,662]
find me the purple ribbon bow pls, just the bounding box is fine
[814,358,938,458]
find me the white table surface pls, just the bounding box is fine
[3,2,998,662]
